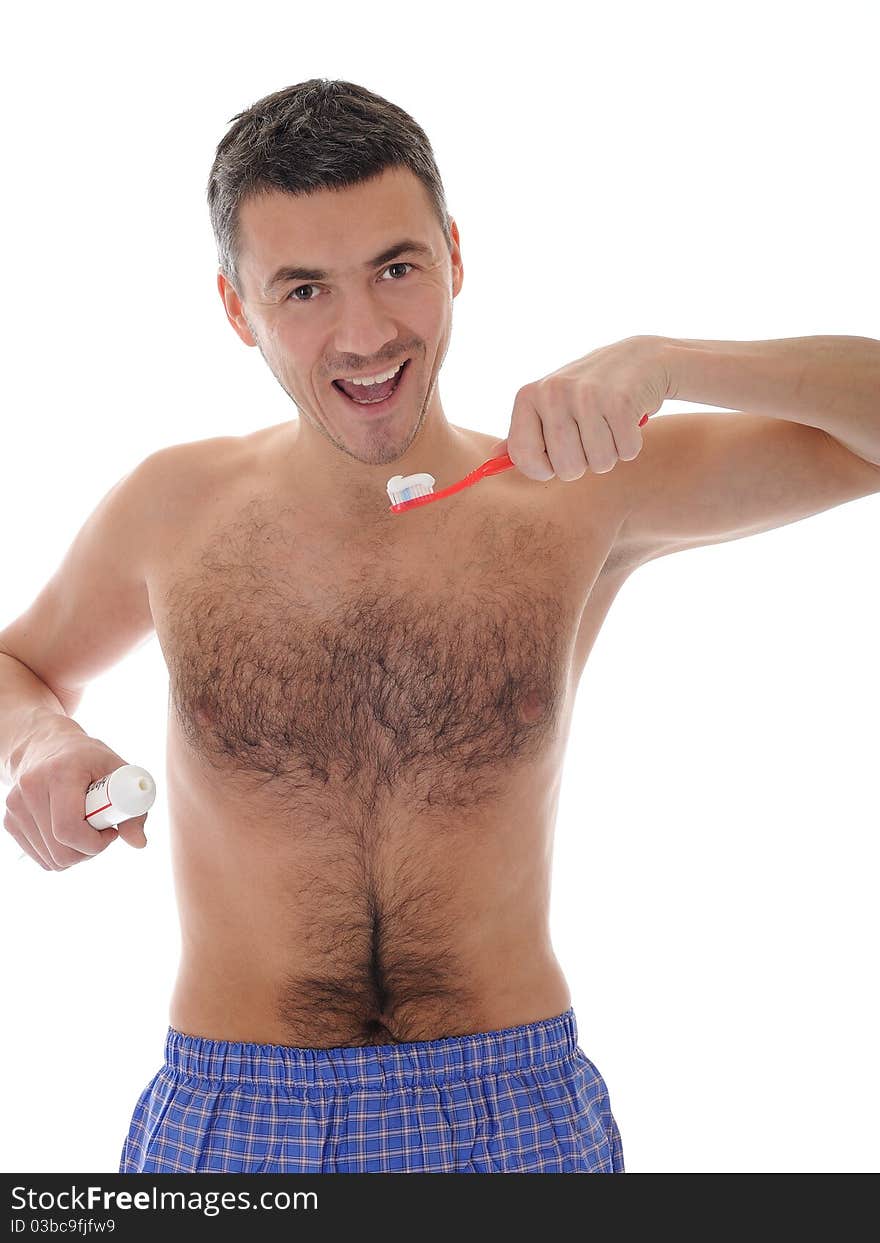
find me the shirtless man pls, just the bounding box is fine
[2,80,879,1175]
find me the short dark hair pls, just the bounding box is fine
[206,78,452,299]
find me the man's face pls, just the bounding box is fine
[219,166,463,468]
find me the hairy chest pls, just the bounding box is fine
[150,482,610,820]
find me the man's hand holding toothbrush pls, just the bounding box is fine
[487,334,668,480]
[388,335,666,513]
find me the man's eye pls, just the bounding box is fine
[289,284,318,302]
[287,262,413,302]
[383,262,413,280]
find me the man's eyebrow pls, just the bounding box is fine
[263,240,434,294]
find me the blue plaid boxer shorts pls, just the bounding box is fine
[119,1007,624,1173]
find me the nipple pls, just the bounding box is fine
[517,689,547,723]
[193,699,216,728]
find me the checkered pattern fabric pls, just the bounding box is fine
[119,1007,624,1173]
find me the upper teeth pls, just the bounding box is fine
[344,362,405,386]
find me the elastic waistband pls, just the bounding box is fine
[163,1008,580,1090]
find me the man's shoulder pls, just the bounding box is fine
[144,432,247,489]
[144,431,243,476]
[137,432,248,531]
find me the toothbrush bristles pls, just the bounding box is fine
[396,484,433,503]
[386,471,437,508]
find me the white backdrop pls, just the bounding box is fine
[1,0,877,1175]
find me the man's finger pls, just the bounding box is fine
[116,815,148,849]
[509,390,555,480]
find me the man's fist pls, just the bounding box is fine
[489,335,671,481]
[4,724,148,870]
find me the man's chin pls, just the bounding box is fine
[326,429,417,469]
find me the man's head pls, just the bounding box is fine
[207,79,465,490]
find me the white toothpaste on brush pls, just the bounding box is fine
[385,473,436,506]
[84,764,156,829]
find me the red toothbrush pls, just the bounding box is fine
[386,413,649,514]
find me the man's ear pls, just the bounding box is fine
[217,271,258,348]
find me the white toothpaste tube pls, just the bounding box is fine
[84,764,156,829]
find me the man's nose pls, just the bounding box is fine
[331,289,398,360]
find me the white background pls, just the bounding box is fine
[1,0,877,1174]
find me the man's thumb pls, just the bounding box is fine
[117,814,148,849]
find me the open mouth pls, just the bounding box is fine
[332,358,411,415]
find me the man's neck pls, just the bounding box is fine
[281,419,483,525]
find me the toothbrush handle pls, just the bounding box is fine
[412,456,513,507]
[482,454,514,477]
[475,452,515,478]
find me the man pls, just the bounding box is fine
[1,79,878,1175]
